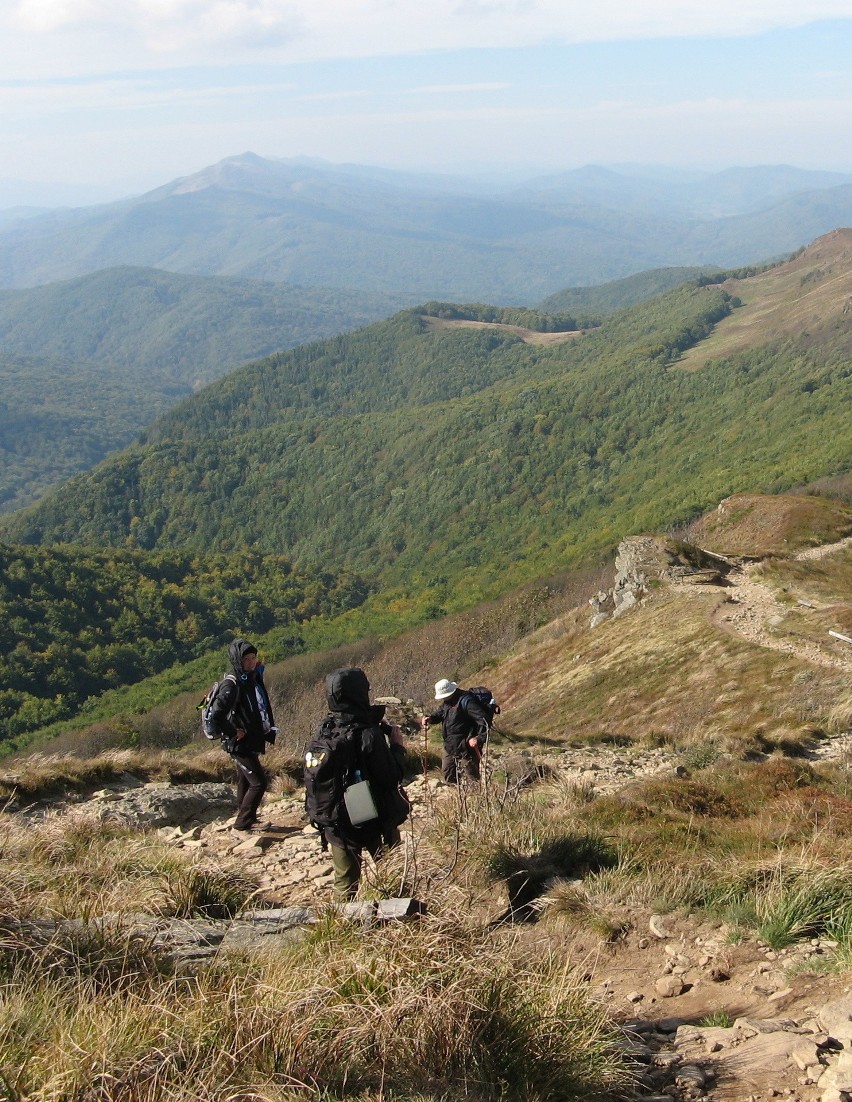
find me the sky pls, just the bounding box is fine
[2,0,852,206]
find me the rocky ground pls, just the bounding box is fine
[20,719,848,1102]
[712,536,852,673]
[9,533,852,1102]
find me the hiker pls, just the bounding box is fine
[305,667,409,900]
[207,638,278,835]
[421,678,491,784]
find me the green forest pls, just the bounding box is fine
[538,266,721,315]
[0,267,409,512]
[11,278,850,603]
[0,543,366,743]
[3,245,851,751]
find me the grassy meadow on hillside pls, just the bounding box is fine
[3,493,852,1098]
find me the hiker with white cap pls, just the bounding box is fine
[421,678,491,784]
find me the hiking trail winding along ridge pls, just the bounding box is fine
[711,535,852,672]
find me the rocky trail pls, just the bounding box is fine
[711,536,852,672]
[40,716,847,1102]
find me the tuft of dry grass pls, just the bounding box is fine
[0,808,258,921]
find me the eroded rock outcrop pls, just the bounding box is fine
[590,535,734,628]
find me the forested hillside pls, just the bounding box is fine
[6,232,851,609]
[0,543,366,743]
[0,354,186,513]
[0,267,408,386]
[0,267,407,512]
[538,266,721,315]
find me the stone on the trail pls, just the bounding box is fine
[792,1040,822,1071]
[339,898,426,923]
[100,782,235,828]
[655,975,686,998]
[649,914,670,939]
[821,996,852,1042]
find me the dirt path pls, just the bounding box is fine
[711,536,852,672]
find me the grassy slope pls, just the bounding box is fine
[4,501,852,1101]
[490,493,852,753]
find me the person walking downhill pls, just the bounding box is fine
[421,678,491,785]
[207,638,278,836]
[304,667,410,900]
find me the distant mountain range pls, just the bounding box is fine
[2,155,852,300]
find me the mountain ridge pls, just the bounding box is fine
[5,232,850,609]
[3,155,852,299]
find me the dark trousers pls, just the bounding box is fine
[329,827,401,900]
[441,750,481,784]
[233,752,267,829]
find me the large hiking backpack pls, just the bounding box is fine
[197,674,238,741]
[304,716,362,830]
[304,716,410,835]
[466,686,500,724]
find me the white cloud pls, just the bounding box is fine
[409,83,510,95]
[6,0,852,76]
[10,0,306,54]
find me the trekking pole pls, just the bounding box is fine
[421,715,436,817]
[481,728,490,806]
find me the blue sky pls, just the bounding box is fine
[2,1,852,206]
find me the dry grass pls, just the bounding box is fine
[0,790,634,1101]
[496,583,847,756]
[0,820,628,1101]
[686,492,852,556]
[0,809,257,921]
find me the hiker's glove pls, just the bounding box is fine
[267,727,278,745]
[222,735,239,755]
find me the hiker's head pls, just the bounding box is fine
[325,667,371,715]
[434,678,459,701]
[228,638,258,675]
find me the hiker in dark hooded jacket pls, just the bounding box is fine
[421,678,490,784]
[313,667,408,900]
[208,638,277,835]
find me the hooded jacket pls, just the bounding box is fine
[208,638,275,755]
[317,667,407,843]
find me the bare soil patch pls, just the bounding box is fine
[421,315,584,344]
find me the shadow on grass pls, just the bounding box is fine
[487,831,619,923]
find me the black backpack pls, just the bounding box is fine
[304,716,410,835]
[197,673,238,741]
[304,716,361,830]
[465,686,500,724]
